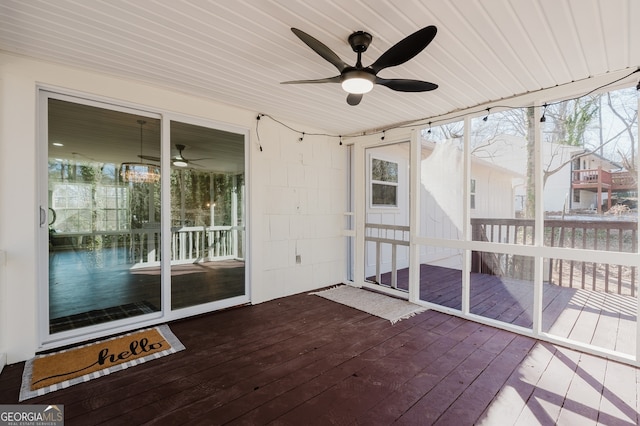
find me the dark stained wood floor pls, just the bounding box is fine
[1,290,639,425]
[377,264,637,356]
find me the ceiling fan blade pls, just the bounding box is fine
[376,78,438,92]
[346,93,363,106]
[291,28,349,72]
[138,155,160,162]
[281,76,341,85]
[370,26,437,73]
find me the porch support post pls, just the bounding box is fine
[409,129,420,303]
[533,101,544,336]
[636,93,640,366]
[353,142,366,286]
[597,166,602,214]
[461,116,471,315]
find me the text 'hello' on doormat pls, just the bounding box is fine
[20,324,185,401]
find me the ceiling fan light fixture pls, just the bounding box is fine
[173,158,188,167]
[341,70,375,94]
[284,26,438,104]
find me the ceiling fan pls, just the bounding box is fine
[282,26,438,105]
[138,144,210,168]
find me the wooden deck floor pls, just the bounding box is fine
[1,290,639,425]
[377,264,637,356]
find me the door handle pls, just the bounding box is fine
[40,206,46,227]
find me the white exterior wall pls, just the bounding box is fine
[572,189,599,210]
[541,143,583,212]
[363,140,517,276]
[470,167,516,219]
[419,141,465,268]
[0,53,346,363]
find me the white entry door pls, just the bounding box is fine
[363,142,411,294]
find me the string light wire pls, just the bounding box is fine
[255,67,640,147]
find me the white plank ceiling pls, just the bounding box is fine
[1,0,639,137]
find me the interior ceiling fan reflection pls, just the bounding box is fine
[138,144,212,168]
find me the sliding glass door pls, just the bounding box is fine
[168,120,246,310]
[45,97,162,334]
[40,92,248,343]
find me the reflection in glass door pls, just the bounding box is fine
[46,97,162,334]
[169,121,246,310]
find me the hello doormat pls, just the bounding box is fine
[19,325,185,401]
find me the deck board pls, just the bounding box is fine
[598,360,639,425]
[1,289,639,425]
[515,345,580,425]
[556,352,607,426]
[382,264,637,354]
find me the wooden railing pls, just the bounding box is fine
[471,218,637,296]
[572,168,612,187]
[572,168,636,191]
[50,225,244,268]
[365,223,410,288]
[611,171,637,189]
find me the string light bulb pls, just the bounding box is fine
[540,103,548,123]
[483,108,490,122]
[427,122,432,134]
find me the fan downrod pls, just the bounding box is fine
[348,31,372,53]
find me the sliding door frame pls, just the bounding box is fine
[37,86,250,351]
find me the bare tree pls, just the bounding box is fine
[604,90,638,174]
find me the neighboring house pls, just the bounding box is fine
[365,138,521,278]
[570,150,631,213]
[470,134,632,214]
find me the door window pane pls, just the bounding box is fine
[365,143,410,290]
[47,98,161,334]
[169,121,246,310]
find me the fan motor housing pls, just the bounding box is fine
[348,31,372,52]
